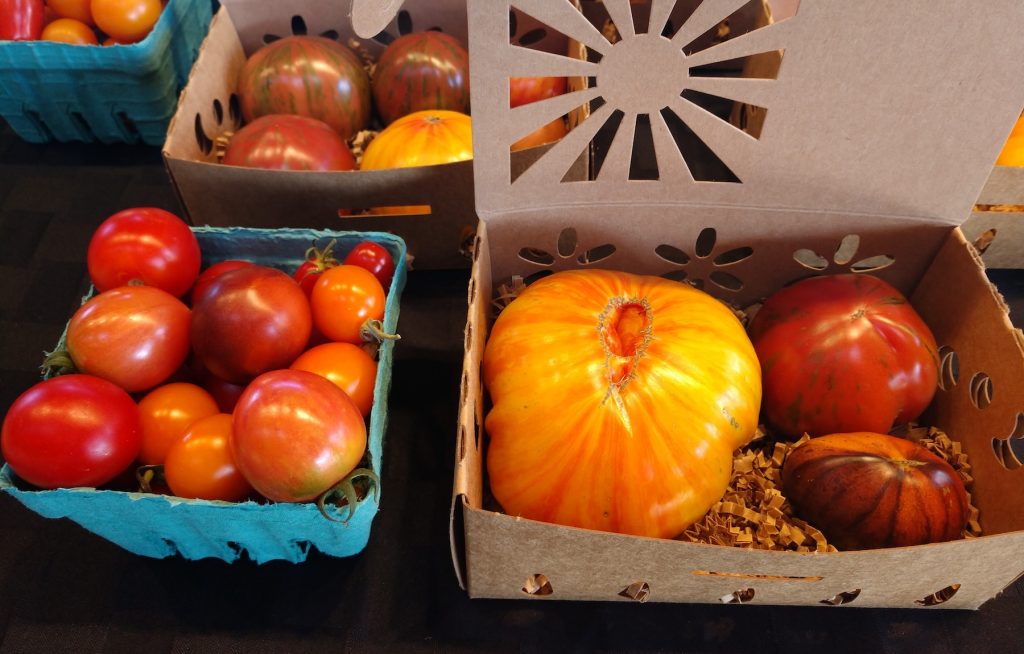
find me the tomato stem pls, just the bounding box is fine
[135,465,165,493]
[360,319,400,343]
[41,349,77,378]
[316,467,380,523]
[597,296,652,390]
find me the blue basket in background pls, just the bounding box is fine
[0,227,408,563]
[0,0,212,145]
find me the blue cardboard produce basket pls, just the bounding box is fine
[0,0,212,145]
[0,227,407,563]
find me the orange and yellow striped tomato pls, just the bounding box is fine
[483,269,762,540]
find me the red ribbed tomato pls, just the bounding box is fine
[483,270,762,539]
[360,109,471,215]
[781,432,969,550]
[372,31,469,125]
[223,115,356,172]
[748,274,939,438]
[237,36,371,140]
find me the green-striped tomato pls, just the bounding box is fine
[237,36,371,140]
[372,31,470,126]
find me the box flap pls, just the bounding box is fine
[351,0,407,39]
[468,0,1024,226]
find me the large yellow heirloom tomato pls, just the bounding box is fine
[483,269,762,539]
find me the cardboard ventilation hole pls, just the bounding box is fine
[450,0,1024,609]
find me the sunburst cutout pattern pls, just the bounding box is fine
[792,234,895,276]
[506,0,795,186]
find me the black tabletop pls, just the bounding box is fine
[2,121,1023,654]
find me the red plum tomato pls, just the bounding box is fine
[67,285,192,393]
[747,274,939,438]
[231,369,367,502]
[87,207,201,298]
[2,375,141,489]
[190,265,312,384]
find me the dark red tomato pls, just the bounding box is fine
[231,369,367,502]
[0,0,44,40]
[237,36,371,140]
[1,375,141,489]
[164,413,253,502]
[190,259,254,305]
[342,241,395,291]
[223,114,357,172]
[310,265,386,344]
[67,286,192,393]
[293,240,339,298]
[747,274,939,438]
[201,372,247,414]
[372,31,470,125]
[290,342,377,417]
[509,76,567,108]
[87,207,201,299]
[190,265,312,384]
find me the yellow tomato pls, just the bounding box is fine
[90,0,160,44]
[41,17,98,44]
[511,117,568,152]
[47,0,94,26]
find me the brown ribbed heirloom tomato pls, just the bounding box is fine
[236,36,371,140]
[748,274,939,439]
[372,31,470,125]
[483,270,762,539]
[223,115,357,172]
[781,432,969,550]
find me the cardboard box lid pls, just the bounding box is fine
[460,0,1024,226]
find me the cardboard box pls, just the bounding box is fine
[162,0,586,270]
[448,0,1024,608]
[0,227,406,564]
[962,165,1024,269]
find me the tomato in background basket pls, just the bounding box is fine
[310,265,385,345]
[137,382,220,465]
[40,15,95,43]
[223,115,357,172]
[2,375,141,489]
[88,207,201,299]
[190,265,312,384]
[237,35,371,140]
[65,285,192,393]
[748,273,939,438]
[0,0,44,40]
[47,0,92,26]
[90,0,160,43]
[512,117,567,152]
[231,369,367,503]
[372,31,470,126]
[343,241,395,291]
[509,76,567,108]
[164,413,253,502]
[290,342,377,418]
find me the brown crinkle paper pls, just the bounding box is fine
[679,425,982,552]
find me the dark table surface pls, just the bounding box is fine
[2,121,1024,654]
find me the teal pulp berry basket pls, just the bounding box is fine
[0,227,407,563]
[0,0,212,145]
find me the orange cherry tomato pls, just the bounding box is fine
[511,117,568,152]
[47,0,93,25]
[41,17,97,44]
[310,265,386,345]
[164,413,253,502]
[290,342,377,417]
[137,382,220,465]
[90,0,160,43]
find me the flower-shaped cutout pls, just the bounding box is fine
[262,15,343,46]
[515,227,617,284]
[655,227,753,292]
[505,0,796,186]
[793,234,895,275]
[992,412,1024,471]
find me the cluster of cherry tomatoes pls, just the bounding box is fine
[0,207,397,508]
[0,0,163,46]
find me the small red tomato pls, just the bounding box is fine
[200,372,248,414]
[310,265,386,344]
[87,207,201,299]
[137,382,220,465]
[67,285,192,393]
[0,0,44,40]
[2,375,141,489]
[290,342,377,417]
[164,413,253,502]
[293,240,339,297]
[342,241,395,291]
[231,370,367,503]
[190,259,254,305]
